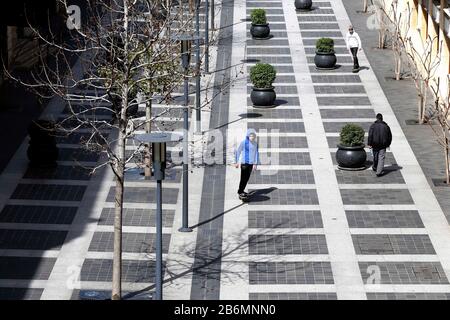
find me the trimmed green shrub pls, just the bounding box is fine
[316,38,334,53]
[339,123,365,146]
[250,63,277,88]
[251,9,267,25]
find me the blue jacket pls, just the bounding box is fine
[235,129,260,165]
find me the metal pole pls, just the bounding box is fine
[195,0,201,133]
[179,72,192,232]
[155,179,163,300]
[211,0,215,31]
[205,0,209,73]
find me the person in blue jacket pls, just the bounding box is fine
[234,128,260,199]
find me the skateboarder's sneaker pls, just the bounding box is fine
[239,193,249,200]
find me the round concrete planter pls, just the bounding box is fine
[336,144,367,171]
[250,87,276,107]
[250,24,271,39]
[314,51,337,69]
[295,0,313,11]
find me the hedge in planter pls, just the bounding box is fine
[250,9,270,39]
[314,37,337,70]
[250,63,277,107]
[295,0,313,11]
[336,123,367,170]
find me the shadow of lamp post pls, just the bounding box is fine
[135,132,182,300]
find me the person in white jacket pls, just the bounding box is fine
[346,25,362,71]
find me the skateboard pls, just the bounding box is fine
[352,67,360,73]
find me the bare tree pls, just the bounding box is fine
[404,34,442,124]
[427,77,450,184]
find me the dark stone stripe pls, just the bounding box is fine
[190,0,234,300]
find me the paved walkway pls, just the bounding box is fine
[215,0,450,300]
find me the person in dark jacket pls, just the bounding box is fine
[368,113,392,177]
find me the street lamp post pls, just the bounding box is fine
[172,34,199,232]
[195,0,202,134]
[204,0,210,73]
[135,132,182,301]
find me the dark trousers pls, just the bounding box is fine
[372,148,386,175]
[238,164,254,194]
[350,47,359,69]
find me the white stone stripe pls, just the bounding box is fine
[327,133,369,137]
[339,184,409,190]
[310,82,363,86]
[350,228,429,235]
[246,83,299,86]
[248,205,321,211]
[318,106,374,109]
[256,132,306,137]
[246,54,291,57]
[343,205,418,211]
[94,225,172,234]
[357,255,440,262]
[259,148,309,152]
[102,202,177,210]
[248,105,301,110]
[106,181,181,189]
[321,118,373,122]
[249,285,337,293]
[225,255,330,262]
[247,184,316,189]
[221,0,250,300]
[247,228,325,235]
[247,118,303,122]
[315,93,368,97]
[246,63,292,66]
[283,0,367,299]
[85,252,168,261]
[257,165,313,170]
[364,284,450,293]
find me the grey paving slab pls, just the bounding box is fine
[299,23,340,30]
[301,31,342,37]
[250,292,337,300]
[247,47,291,55]
[340,189,414,205]
[0,288,43,300]
[105,186,178,204]
[23,165,92,181]
[246,108,302,119]
[247,31,288,38]
[317,96,371,106]
[247,122,305,133]
[367,292,450,300]
[0,205,78,224]
[124,168,181,183]
[249,235,328,255]
[10,184,86,201]
[0,229,68,250]
[248,210,323,228]
[314,85,366,94]
[260,152,312,165]
[246,39,290,47]
[297,16,337,22]
[359,262,449,284]
[0,257,56,280]
[320,108,374,118]
[345,210,424,228]
[98,208,174,227]
[247,189,319,205]
[246,56,292,64]
[88,232,171,253]
[335,169,405,184]
[80,259,161,283]
[249,170,315,184]
[259,136,308,148]
[249,262,334,284]
[353,234,435,255]
[247,2,282,7]
[247,96,301,106]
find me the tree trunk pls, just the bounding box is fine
[445,135,450,185]
[420,84,428,124]
[112,131,125,300]
[395,53,401,81]
[363,0,368,12]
